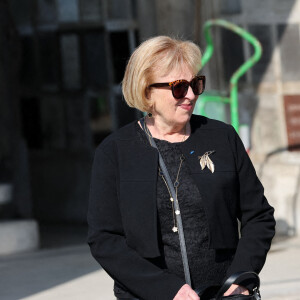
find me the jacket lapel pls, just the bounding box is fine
[117,138,161,257]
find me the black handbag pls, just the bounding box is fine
[210,271,261,300]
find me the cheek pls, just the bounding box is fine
[161,99,178,114]
[152,93,175,111]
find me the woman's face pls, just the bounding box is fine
[148,65,198,127]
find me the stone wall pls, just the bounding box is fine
[218,0,300,235]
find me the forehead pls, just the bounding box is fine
[153,65,195,82]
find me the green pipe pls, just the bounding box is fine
[201,19,262,132]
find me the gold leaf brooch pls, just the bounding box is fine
[198,150,215,173]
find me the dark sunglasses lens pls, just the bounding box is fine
[191,77,205,95]
[172,82,189,99]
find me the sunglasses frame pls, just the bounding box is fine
[148,75,206,99]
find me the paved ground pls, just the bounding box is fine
[1,235,300,300]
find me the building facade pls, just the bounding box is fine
[1,0,300,254]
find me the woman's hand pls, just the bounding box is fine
[224,284,249,296]
[173,284,200,300]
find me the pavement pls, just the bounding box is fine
[1,234,300,300]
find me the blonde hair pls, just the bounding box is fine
[122,36,202,113]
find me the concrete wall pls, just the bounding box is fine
[138,0,201,41]
[218,0,300,235]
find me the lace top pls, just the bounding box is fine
[136,122,234,294]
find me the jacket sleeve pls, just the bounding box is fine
[226,125,276,277]
[87,145,185,300]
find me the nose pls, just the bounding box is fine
[185,85,197,99]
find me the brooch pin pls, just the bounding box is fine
[198,150,215,173]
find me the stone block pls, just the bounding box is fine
[278,24,300,82]
[252,94,285,154]
[257,162,300,235]
[0,220,39,255]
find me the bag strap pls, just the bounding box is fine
[215,271,260,300]
[140,118,192,286]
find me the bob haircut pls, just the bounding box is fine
[122,36,202,113]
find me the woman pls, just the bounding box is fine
[87,36,275,300]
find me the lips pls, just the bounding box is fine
[179,103,193,111]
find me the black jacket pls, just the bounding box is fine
[87,115,275,300]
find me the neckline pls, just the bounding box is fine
[153,136,183,145]
[136,119,191,145]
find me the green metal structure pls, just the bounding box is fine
[194,19,262,133]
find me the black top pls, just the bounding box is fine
[136,123,234,294]
[87,115,276,300]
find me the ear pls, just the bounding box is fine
[145,100,154,116]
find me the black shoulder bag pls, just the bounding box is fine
[140,118,261,300]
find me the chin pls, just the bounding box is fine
[175,114,192,125]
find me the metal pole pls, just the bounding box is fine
[200,19,262,133]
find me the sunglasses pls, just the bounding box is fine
[148,75,205,99]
